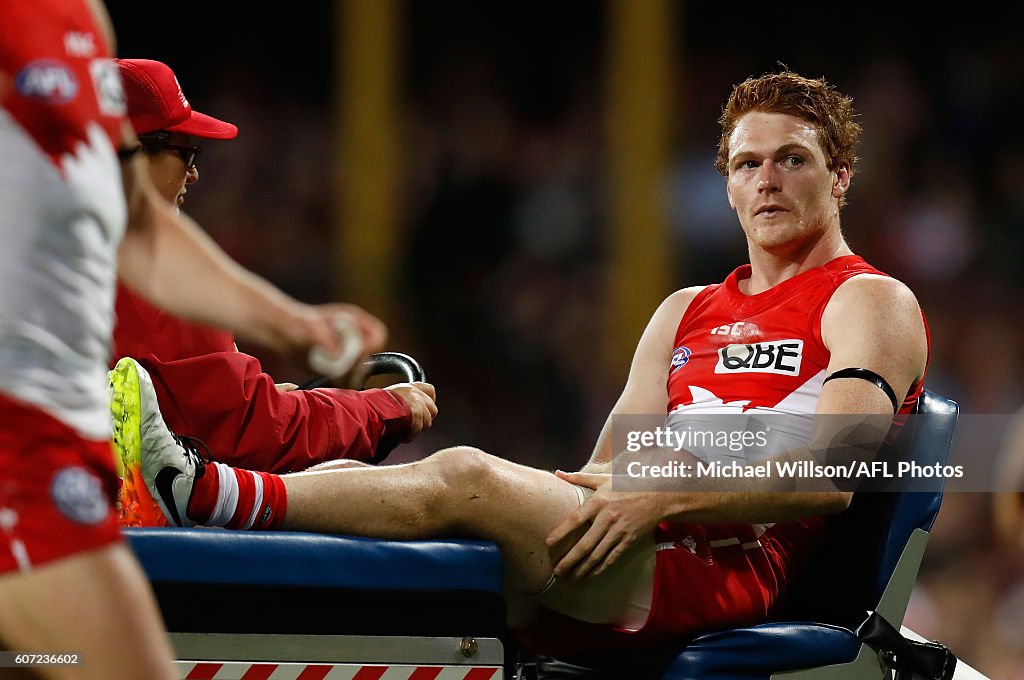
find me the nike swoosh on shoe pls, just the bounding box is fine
[155,466,185,527]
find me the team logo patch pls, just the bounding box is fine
[16,60,79,104]
[671,346,692,371]
[714,339,803,375]
[51,466,109,525]
[90,59,125,117]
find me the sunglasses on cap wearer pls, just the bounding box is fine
[137,132,202,170]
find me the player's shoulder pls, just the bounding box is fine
[821,270,929,376]
[830,273,921,314]
[642,286,709,338]
[666,285,709,305]
[822,272,926,349]
[658,285,708,317]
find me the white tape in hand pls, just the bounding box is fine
[307,315,364,378]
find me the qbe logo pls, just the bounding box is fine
[715,339,803,375]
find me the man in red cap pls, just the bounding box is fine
[115,58,239,208]
[111,58,438,525]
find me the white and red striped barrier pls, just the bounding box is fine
[178,661,502,680]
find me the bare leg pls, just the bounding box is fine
[283,446,586,594]
[0,544,177,680]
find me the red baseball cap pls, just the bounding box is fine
[116,58,238,140]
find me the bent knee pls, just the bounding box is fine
[427,446,494,486]
[420,446,501,520]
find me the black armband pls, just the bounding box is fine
[117,144,142,161]
[823,367,899,412]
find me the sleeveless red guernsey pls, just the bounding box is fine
[635,255,927,644]
[516,256,929,654]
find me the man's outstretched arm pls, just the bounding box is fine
[116,126,385,366]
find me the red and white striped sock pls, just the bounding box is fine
[185,462,287,530]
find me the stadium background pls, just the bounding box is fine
[104,2,1024,676]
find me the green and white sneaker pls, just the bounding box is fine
[109,357,172,527]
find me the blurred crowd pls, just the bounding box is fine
[107,2,1023,676]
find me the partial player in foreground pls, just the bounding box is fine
[0,2,385,678]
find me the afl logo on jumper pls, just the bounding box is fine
[715,339,803,375]
[16,60,79,104]
[671,346,691,371]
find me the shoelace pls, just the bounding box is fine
[172,434,211,480]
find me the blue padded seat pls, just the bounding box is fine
[126,529,506,638]
[666,623,861,679]
[127,528,503,592]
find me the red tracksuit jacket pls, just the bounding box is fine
[111,283,412,473]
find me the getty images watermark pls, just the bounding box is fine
[609,412,1018,493]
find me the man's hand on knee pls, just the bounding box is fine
[547,470,666,580]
